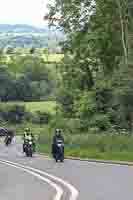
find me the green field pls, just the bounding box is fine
[42,53,64,63]
[0,101,56,114]
[5,51,64,64]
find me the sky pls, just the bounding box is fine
[0,0,49,27]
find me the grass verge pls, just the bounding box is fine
[37,134,133,162]
[37,143,133,162]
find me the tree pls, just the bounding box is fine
[15,75,32,101]
[46,0,131,133]
[23,55,55,100]
[0,65,15,101]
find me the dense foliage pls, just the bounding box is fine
[0,49,57,101]
[46,0,132,134]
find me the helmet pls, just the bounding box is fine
[55,129,61,136]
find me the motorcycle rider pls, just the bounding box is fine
[52,129,64,158]
[5,129,14,145]
[23,128,32,153]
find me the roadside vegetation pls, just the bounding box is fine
[36,0,133,161]
[0,0,133,161]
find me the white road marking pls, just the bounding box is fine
[0,160,63,200]
[26,166,79,200]
[0,159,79,200]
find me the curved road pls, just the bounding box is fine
[0,137,133,200]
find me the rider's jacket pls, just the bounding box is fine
[24,133,32,141]
[53,135,64,145]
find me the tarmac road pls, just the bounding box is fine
[0,163,55,200]
[0,137,133,200]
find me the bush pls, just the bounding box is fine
[0,104,26,123]
[50,114,81,134]
[88,127,100,134]
[89,114,112,131]
[24,111,34,122]
[32,111,52,124]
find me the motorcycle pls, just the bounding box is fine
[24,140,33,157]
[5,135,12,146]
[54,139,64,162]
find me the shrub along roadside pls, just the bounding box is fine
[0,103,53,125]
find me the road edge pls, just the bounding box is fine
[37,153,133,166]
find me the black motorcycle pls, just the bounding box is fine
[24,140,33,157]
[54,139,64,162]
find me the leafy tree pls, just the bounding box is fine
[46,0,131,133]
[15,75,32,101]
[0,65,14,101]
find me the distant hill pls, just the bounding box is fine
[0,24,64,49]
[0,24,47,33]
